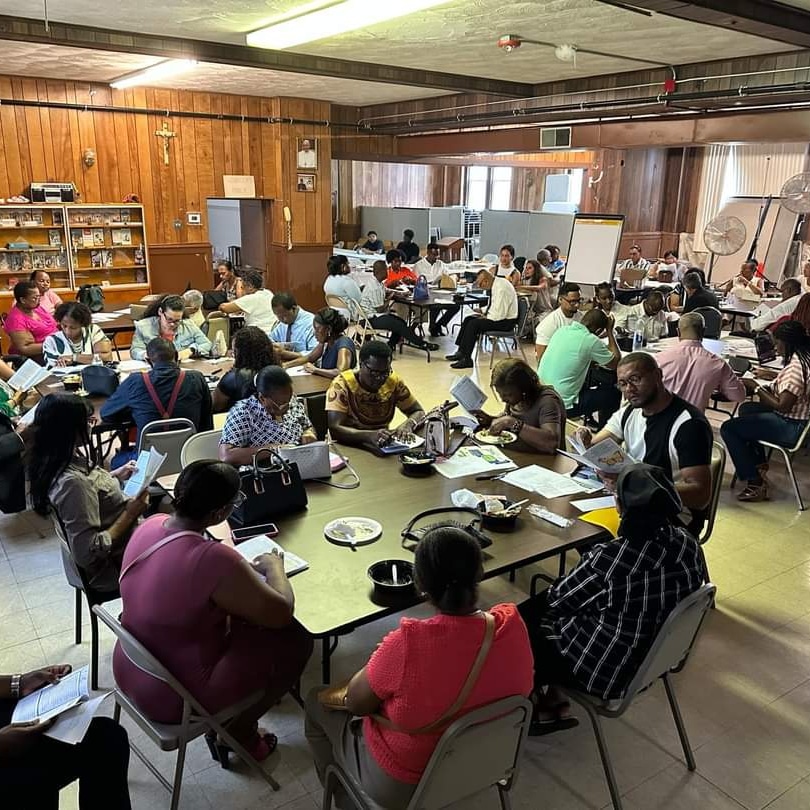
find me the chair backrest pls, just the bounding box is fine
[57,531,85,591]
[407,695,532,809]
[785,418,810,453]
[180,429,223,468]
[205,314,230,348]
[138,418,196,476]
[516,294,529,334]
[692,306,722,339]
[728,355,751,375]
[130,303,148,321]
[618,584,716,709]
[699,442,726,545]
[481,253,498,265]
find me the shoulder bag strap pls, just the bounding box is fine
[164,370,186,419]
[141,370,186,419]
[119,528,197,582]
[372,611,496,735]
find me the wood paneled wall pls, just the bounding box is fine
[0,77,332,250]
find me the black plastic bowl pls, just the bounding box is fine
[399,452,436,477]
[478,498,519,532]
[367,559,416,600]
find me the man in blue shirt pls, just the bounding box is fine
[270,292,317,353]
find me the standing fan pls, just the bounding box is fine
[780,172,810,214]
[703,215,747,280]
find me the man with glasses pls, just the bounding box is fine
[573,352,713,535]
[535,282,583,362]
[326,341,425,454]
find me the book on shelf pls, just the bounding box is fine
[103,249,113,268]
[90,250,102,268]
[81,229,94,248]
[134,246,145,265]
[120,210,131,223]
[92,229,105,246]
[48,229,62,246]
[52,210,63,226]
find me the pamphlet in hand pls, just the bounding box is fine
[449,375,487,414]
[7,359,51,392]
[123,447,168,497]
[233,534,309,577]
[11,666,90,726]
[560,436,636,476]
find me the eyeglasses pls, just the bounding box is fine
[361,362,391,380]
[616,374,646,390]
[161,312,183,326]
[263,395,291,414]
[560,297,582,306]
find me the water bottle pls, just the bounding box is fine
[632,317,645,352]
[92,352,101,365]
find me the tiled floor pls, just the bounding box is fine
[2,334,809,809]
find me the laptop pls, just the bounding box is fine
[754,332,777,365]
[277,442,332,480]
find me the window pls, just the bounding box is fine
[489,167,513,210]
[466,166,488,210]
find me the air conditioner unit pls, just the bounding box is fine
[540,126,572,150]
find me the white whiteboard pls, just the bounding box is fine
[564,215,625,287]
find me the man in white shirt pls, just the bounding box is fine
[297,139,317,168]
[218,268,277,334]
[720,259,764,300]
[617,245,651,289]
[614,291,668,341]
[535,282,583,361]
[750,279,802,332]
[413,243,459,336]
[446,269,518,369]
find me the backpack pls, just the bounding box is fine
[76,284,104,313]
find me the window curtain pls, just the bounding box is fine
[693,145,731,253]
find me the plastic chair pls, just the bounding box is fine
[321,695,533,810]
[692,306,722,339]
[92,606,280,810]
[54,516,120,690]
[562,584,717,810]
[476,296,529,369]
[180,429,223,467]
[758,418,810,511]
[138,418,196,477]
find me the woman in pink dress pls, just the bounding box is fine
[4,280,58,358]
[113,460,312,765]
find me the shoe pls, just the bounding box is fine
[430,326,446,337]
[445,353,460,361]
[424,342,439,352]
[528,715,580,737]
[450,358,474,369]
[204,730,278,768]
[737,483,769,502]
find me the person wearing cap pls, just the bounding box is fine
[517,463,705,735]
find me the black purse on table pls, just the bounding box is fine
[401,506,492,552]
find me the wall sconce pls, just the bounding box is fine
[82,149,96,168]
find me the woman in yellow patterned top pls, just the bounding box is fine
[326,341,425,454]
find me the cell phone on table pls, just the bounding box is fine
[231,523,279,544]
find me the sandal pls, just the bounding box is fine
[737,483,769,502]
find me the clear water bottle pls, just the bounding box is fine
[92,352,102,365]
[632,317,645,352]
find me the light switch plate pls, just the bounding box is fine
[187,212,201,225]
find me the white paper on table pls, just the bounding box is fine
[44,693,111,745]
[50,365,86,375]
[91,313,117,323]
[7,359,51,392]
[500,465,590,499]
[123,447,168,497]
[12,666,90,725]
[117,359,150,372]
[286,366,312,376]
[434,445,516,479]
[571,496,617,512]
[233,534,309,576]
[18,401,39,427]
[449,375,487,413]
[112,308,132,315]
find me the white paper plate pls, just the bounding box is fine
[475,430,517,446]
[324,517,383,546]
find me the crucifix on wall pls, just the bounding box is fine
[154,120,176,166]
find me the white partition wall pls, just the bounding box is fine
[480,210,575,259]
[393,207,429,246]
[428,207,465,242]
[527,212,575,255]
[359,207,395,244]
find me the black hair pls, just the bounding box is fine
[372,260,388,275]
[683,271,704,291]
[232,326,275,371]
[29,269,50,281]
[359,340,392,364]
[144,294,185,320]
[385,249,403,263]
[559,281,581,298]
[26,394,95,516]
[367,230,377,237]
[774,320,810,388]
[491,358,544,402]
[327,255,349,276]
[255,365,292,395]
[217,259,234,272]
[54,301,92,328]
[664,250,678,259]
[403,229,414,239]
[173,460,241,521]
[618,351,659,374]
[271,292,297,311]
[783,279,802,296]
[595,282,614,297]
[742,259,758,273]
[514,256,526,272]
[646,290,665,308]
[314,307,348,338]
[582,307,609,331]
[426,243,440,252]
[523,259,542,285]
[414,526,483,614]
[240,268,264,291]
[13,280,37,304]
[500,244,515,258]
[146,337,178,363]
[630,244,642,252]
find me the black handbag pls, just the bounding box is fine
[401,506,492,552]
[81,365,120,396]
[230,448,308,527]
[202,289,228,311]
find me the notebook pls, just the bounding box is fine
[232,534,308,577]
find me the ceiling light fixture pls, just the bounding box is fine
[110,59,198,90]
[247,0,454,50]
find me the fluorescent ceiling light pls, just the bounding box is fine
[110,59,198,89]
[247,0,453,50]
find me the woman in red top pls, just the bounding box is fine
[305,526,533,807]
[385,249,417,288]
[4,280,58,358]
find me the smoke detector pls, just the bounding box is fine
[497,34,522,53]
[554,43,577,62]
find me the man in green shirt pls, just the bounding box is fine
[538,308,621,428]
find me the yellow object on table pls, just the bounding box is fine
[579,507,620,538]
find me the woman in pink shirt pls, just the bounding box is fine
[305,526,533,807]
[4,280,58,358]
[30,269,63,315]
[113,460,312,766]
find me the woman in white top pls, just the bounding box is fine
[218,268,277,334]
[493,244,517,278]
[43,302,112,367]
[323,255,362,318]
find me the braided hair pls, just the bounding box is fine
[774,320,810,388]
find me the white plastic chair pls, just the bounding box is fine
[93,605,281,810]
[322,695,532,810]
[138,418,196,477]
[180,429,223,467]
[561,584,716,810]
[758,418,810,511]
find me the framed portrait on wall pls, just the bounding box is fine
[297,137,317,169]
[297,173,316,192]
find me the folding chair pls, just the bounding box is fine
[475,296,529,369]
[180,429,223,467]
[322,695,532,810]
[562,584,716,810]
[93,605,281,810]
[138,418,196,477]
[698,442,726,584]
[758,418,810,511]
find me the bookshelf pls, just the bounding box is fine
[0,203,150,298]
